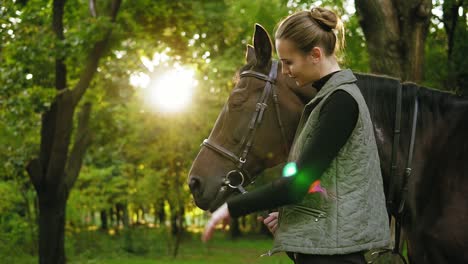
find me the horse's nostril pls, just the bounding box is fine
[188,177,201,194]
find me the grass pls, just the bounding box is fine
[2,227,291,264]
[2,226,403,264]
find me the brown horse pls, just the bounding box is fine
[188,25,468,264]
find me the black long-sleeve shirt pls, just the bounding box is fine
[227,71,359,218]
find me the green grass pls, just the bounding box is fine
[2,227,403,264]
[2,228,291,264]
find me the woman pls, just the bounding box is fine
[202,7,390,264]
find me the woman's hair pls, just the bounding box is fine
[275,7,345,57]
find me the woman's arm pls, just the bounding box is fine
[227,90,359,217]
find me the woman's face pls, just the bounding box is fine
[276,39,319,87]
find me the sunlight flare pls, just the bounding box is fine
[147,67,197,112]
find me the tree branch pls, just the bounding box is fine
[16,0,29,7]
[443,0,464,59]
[89,0,97,17]
[36,1,69,189]
[53,0,67,91]
[65,102,92,190]
[108,0,122,22]
[39,100,57,174]
[71,0,122,106]
[26,158,44,191]
[44,91,75,187]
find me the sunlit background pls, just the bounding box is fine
[129,51,199,113]
[1,0,466,262]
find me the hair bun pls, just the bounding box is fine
[309,7,338,31]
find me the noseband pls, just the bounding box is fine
[201,60,288,193]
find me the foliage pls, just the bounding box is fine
[0,0,465,261]
[0,180,37,256]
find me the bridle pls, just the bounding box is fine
[201,60,288,193]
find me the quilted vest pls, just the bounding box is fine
[269,69,390,255]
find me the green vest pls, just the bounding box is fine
[269,70,390,255]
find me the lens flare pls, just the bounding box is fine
[282,162,297,177]
[147,67,197,112]
[283,162,327,196]
[308,180,325,194]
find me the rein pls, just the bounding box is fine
[369,85,419,264]
[201,60,288,193]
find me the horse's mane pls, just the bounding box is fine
[354,73,402,134]
[355,72,468,133]
[417,84,468,116]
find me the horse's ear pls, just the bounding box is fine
[245,44,256,64]
[253,24,272,69]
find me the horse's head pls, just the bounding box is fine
[187,25,315,211]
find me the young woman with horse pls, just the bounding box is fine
[200,7,390,264]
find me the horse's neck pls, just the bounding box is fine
[270,77,315,165]
[289,84,317,105]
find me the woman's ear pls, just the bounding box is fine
[307,47,322,63]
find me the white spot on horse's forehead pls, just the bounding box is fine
[374,124,385,142]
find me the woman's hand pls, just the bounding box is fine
[202,203,230,242]
[257,212,279,235]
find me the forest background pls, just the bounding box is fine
[0,0,466,263]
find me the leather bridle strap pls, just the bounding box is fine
[399,96,419,214]
[272,82,289,155]
[202,139,245,166]
[372,86,419,264]
[201,61,281,188]
[387,83,402,214]
[238,61,279,165]
[393,92,419,255]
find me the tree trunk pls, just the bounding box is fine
[442,0,467,94]
[100,210,108,230]
[172,206,185,258]
[355,0,432,82]
[116,203,129,228]
[155,201,166,226]
[170,210,179,236]
[38,192,67,264]
[109,207,115,227]
[25,1,122,262]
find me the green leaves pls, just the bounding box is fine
[0,0,462,238]
[0,181,22,214]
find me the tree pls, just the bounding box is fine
[355,0,433,82]
[441,0,467,93]
[23,0,121,263]
[3,1,461,261]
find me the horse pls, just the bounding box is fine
[187,24,468,264]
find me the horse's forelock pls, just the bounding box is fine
[233,60,273,87]
[232,61,256,85]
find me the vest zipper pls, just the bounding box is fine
[291,205,327,221]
